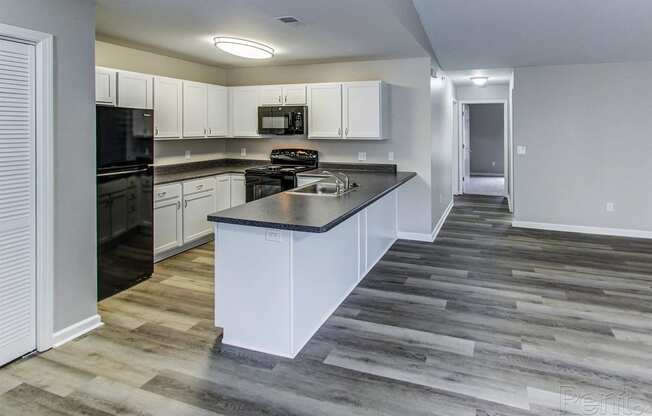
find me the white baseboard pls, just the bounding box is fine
[512,221,652,240]
[471,172,504,177]
[397,200,454,243]
[52,314,103,348]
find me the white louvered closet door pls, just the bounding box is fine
[0,38,36,366]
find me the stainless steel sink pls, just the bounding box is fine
[288,181,358,197]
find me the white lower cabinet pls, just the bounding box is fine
[155,174,246,261]
[230,174,246,207]
[154,183,183,255]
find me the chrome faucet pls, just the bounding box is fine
[321,171,351,193]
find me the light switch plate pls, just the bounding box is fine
[517,145,527,155]
[606,202,615,212]
[240,148,247,157]
[388,151,395,161]
[185,150,191,160]
[358,152,367,161]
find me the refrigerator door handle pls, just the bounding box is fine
[97,168,149,177]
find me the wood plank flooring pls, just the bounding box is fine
[2,195,652,415]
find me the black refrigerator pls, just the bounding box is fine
[96,106,154,300]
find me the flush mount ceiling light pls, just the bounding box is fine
[213,37,274,59]
[470,76,489,87]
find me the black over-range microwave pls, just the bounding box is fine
[258,106,307,135]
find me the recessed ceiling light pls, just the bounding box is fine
[213,37,274,59]
[470,76,489,87]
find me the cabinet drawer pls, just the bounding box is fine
[183,177,215,196]
[154,183,181,202]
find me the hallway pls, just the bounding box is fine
[1,195,652,415]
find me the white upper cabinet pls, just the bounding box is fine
[154,76,183,139]
[183,81,228,138]
[261,84,306,106]
[261,85,284,106]
[230,86,261,137]
[343,81,384,139]
[117,70,153,109]
[183,81,208,138]
[96,67,116,106]
[283,84,306,105]
[307,83,343,138]
[206,85,228,137]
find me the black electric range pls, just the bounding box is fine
[245,149,319,202]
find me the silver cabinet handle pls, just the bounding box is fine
[196,184,204,190]
[208,128,212,135]
[338,127,342,136]
[157,191,166,198]
[345,127,349,136]
[284,95,288,103]
[177,201,181,210]
[155,127,159,136]
[184,200,188,208]
[278,95,282,103]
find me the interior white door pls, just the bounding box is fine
[0,39,36,367]
[206,85,227,137]
[182,81,207,138]
[307,84,342,138]
[154,76,182,138]
[344,82,381,139]
[117,71,153,109]
[462,104,471,193]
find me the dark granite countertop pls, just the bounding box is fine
[154,159,268,185]
[207,170,416,233]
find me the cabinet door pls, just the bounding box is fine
[283,85,306,105]
[154,76,183,138]
[215,175,231,211]
[96,67,116,105]
[307,84,342,138]
[206,85,228,137]
[154,197,182,254]
[117,71,153,109]
[183,191,217,243]
[344,82,381,139]
[260,85,283,105]
[183,81,207,138]
[230,175,246,207]
[231,87,261,137]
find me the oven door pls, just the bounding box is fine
[246,174,296,202]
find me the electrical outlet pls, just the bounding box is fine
[492,161,496,167]
[266,230,282,242]
[185,150,191,160]
[606,202,615,212]
[240,148,247,157]
[439,193,443,204]
[517,145,527,155]
[358,152,367,161]
[388,151,395,161]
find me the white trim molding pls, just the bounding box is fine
[398,199,454,243]
[0,23,55,352]
[512,221,652,240]
[52,315,103,348]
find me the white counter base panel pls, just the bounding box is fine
[214,190,398,358]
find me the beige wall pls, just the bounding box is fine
[225,57,435,235]
[96,39,226,84]
[95,40,229,165]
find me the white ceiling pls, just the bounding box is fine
[445,68,512,87]
[95,0,431,68]
[413,0,652,70]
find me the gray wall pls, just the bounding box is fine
[430,75,455,227]
[469,104,504,176]
[0,0,98,331]
[226,57,436,235]
[513,62,652,231]
[456,84,510,101]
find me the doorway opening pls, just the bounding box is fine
[459,102,507,197]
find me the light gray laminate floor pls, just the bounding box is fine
[465,176,505,196]
[1,195,652,415]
